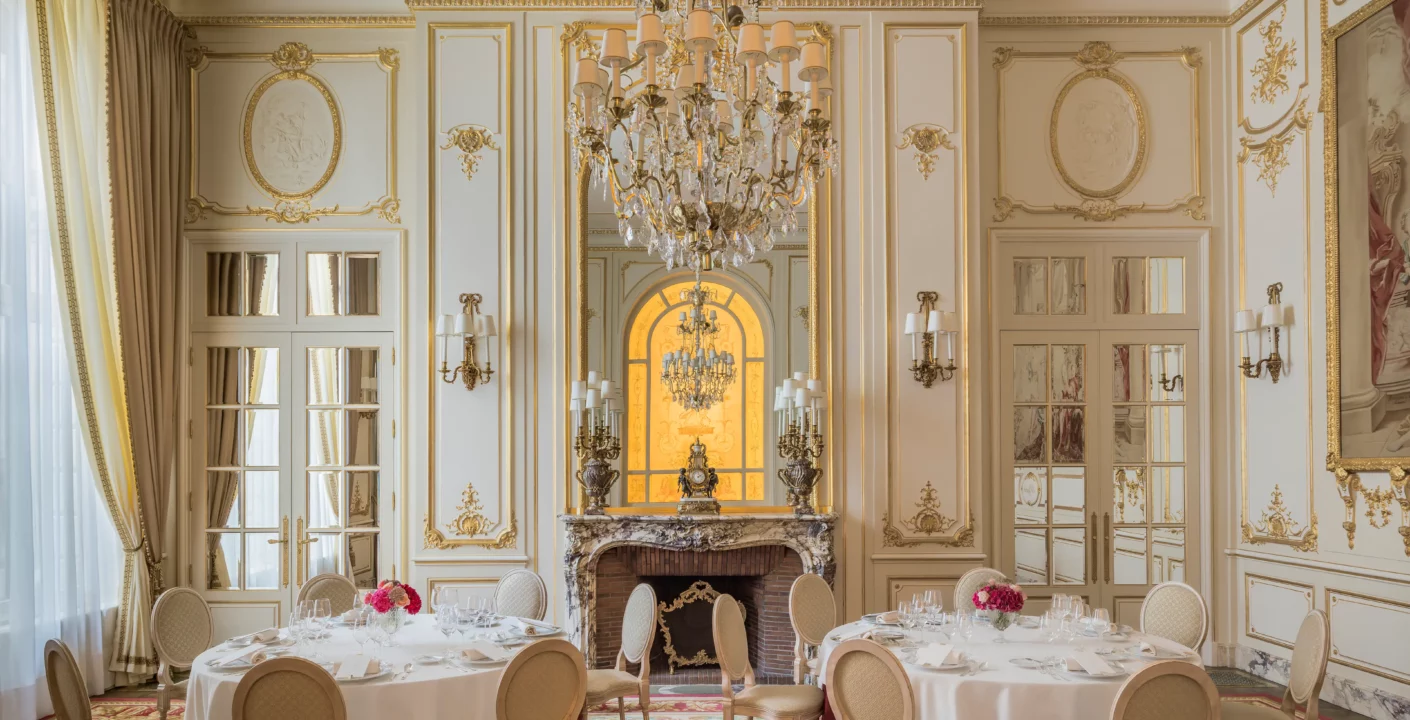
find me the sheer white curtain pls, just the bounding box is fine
[1,0,123,716]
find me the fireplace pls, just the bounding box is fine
[561,513,837,680]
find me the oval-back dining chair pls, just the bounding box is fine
[496,638,587,720]
[232,656,346,720]
[43,639,92,720]
[824,638,916,720]
[583,583,657,720]
[151,587,214,719]
[298,573,359,616]
[953,567,1007,612]
[1110,660,1219,720]
[1220,610,1330,720]
[713,593,824,720]
[788,573,836,685]
[1139,581,1208,651]
[494,568,548,621]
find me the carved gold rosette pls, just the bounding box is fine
[441,124,500,182]
[422,480,517,550]
[897,124,955,181]
[1242,483,1317,552]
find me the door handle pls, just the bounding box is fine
[1090,512,1098,583]
[1103,512,1112,583]
[296,517,318,585]
[266,516,289,588]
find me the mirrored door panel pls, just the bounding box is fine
[293,333,394,594]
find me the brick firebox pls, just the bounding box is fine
[592,545,805,679]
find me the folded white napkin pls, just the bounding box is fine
[340,609,360,623]
[875,611,900,624]
[1140,636,1191,657]
[253,628,280,643]
[461,642,507,662]
[916,643,961,667]
[1066,651,1120,676]
[334,656,379,680]
[218,648,267,668]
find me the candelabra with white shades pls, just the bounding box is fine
[775,372,826,515]
[572,371,624,515]
[1234,281,1286,384]
[903,291,959,388]
[436,293,497,391]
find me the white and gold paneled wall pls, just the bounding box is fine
[422,22,520,562]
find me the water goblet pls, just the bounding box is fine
[455,604,475,639]
[921,590,938,613]
[476,597,494,628]
[956,609,975,642]
[1093,607,1111,633]
[351,614,371,656]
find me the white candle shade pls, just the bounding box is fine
[736,23,767,62]
[601,380,614,395]
[454,314,471,335]
[783,378,797,396]
[596,68,610,94]
[941,311,960,333]
[587,370,601,386]
[676,64,697,92]
[636,13,666,56]
[571,380,587,400]
[601,28,630,67]
[926,311,941,334]
[807,379,822,392]
[473,315,486,336]
[793,371,806,382]
[1260,303,1284,328]
[774,387,787,411]
[684,10,717,53]
[480,315,497,337]
[799,41,827,82]
[436,314,452,337]
[1234,309,1257,333]
[904,312,919,335]
[768,21,799,62]
[585,389,600,409]
[794,387,808,407]
[574,58,602,97]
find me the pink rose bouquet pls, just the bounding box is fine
[364,579,422,615]
[973,582,1025,631]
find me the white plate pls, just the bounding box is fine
[1139,646,1194,660]
[331,661,393,683]
[902,651,968,671]
[1009,657,1044,669]
[453,655,508,668]
[413,654,444,665]
[511,627,563,639]
[1066,667,1129,679]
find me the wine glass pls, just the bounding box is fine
[955,608,975,642]
[921,590,938,614]
[351,613,371,655]
[288,608,308,656]
[1040,609,1061,643]
[1093,608,1112,635]
[455,603,475,640]
[437,605,460,649]
[476,597,494,628]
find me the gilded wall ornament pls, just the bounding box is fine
[1242,483,1317,552]
[794,305,810,331]
[441,125,500,182]
[446,483,492,537]
[1364,485,1396,529]
[560,21,600,59]
[1250,7,1297,105]
[897,124,954,181]
[898,482,959,536]
[1238,100,1309,195]
[422,508,517,550]
[1074,41,1121,69]
[1335,467,1410,555]
[270,41,315,71]
[882,509,974,548]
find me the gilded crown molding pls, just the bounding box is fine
[411,0,979,7]
[181,14,416,27]
[980,0,1262,26]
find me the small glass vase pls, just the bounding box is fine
[376,608,407,645]
[987,610,1019,641]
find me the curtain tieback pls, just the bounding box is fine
[123,538,146,555]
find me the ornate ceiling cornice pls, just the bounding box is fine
[980,0,1262,27]
[181,14,415,27]
[406,0,981,8]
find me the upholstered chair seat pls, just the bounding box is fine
[1220,610,1330,720]
[494,568,548,621]
[582,584,657,720]
[1139,582,1209,651]
[788,574,836,686]
[734,684,826,715]
[954,567,1007,612]
[297,573,358,616]
[825,639,916,720]
[714,593,824,720]
[151,587,214,720]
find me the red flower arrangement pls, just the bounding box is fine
[973,581,1026,614]
[364,580,422,615]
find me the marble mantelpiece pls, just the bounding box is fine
[560,513,837,663]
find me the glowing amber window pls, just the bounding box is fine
[625,279,767,505]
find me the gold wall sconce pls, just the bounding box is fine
[1153,345,1184,393]
[903,291,958,388]
[436,293,497,391]
[1234,282,1286,383]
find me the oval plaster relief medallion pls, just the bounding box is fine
[1049,70,1148,200]
[242,70,342,200]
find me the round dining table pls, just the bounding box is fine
[186,615,522,720]
[818,619,1203,720]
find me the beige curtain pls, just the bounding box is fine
[29,0,156,679]
[107,0,188,599]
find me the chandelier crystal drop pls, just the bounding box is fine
[661,277,737,410]
[569,0,838,273]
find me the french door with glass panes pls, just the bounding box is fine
[195,332,393,613]
[1000,330,1200,628]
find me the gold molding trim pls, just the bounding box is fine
[412,0,980,7]
[1250,6,1298,105]
[897,124,954,181]
[657,580,732,673]
[993,42,1205,224]
[187,43,401,225]
[1244,573,1313,650]
[1237,99,1310,196]
[182,15,415,27]
[898,481,959,536]
[427,22,517,551]
[1241,484,1317,552]
[441,124,500,181]
[882,510,975,548]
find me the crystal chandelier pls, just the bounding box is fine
[569,1,838,272]
[661,276,737,410]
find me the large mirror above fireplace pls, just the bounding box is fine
[565,23,833,517]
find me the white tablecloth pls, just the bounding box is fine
[187,616,512,720]
[819,620,1203,720]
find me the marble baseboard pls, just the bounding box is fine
[1235,646,1410,720]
